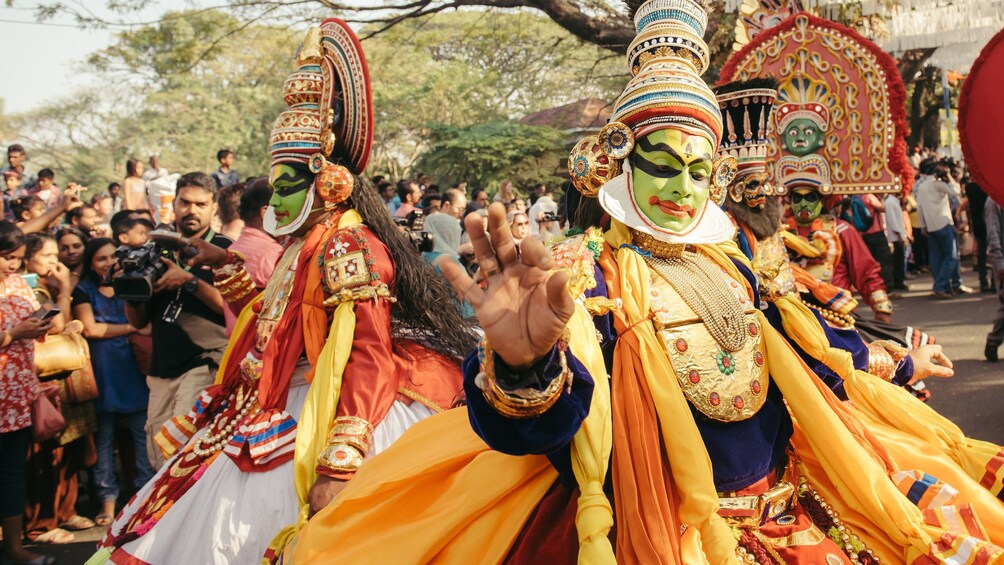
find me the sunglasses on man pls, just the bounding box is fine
[791,191,821,204]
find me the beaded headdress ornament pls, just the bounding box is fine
[265,19,373,235]
[714,78,778,207]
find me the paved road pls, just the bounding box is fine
[30,269,1004,563]
[886,269,1004,445]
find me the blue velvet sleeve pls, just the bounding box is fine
[463,263,613,484]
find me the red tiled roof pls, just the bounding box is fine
[519,97,612,130]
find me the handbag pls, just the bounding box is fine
[31,382,66,442]
[56,360,99,404]
[35,332,89,379]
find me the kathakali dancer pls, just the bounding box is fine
[714,77,936,399]
[286,2,1004,564]
[89,19,476,565]
[720,11,917,326]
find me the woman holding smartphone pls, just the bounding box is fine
[0,222,56,565]
[22,233,98,544]
[72,238,153,526]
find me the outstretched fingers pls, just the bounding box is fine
[486,203,519,269]
[464,211,500,279]
[544,270,575,324]
[441,259,484,308]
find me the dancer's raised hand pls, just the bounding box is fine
[441,203,574,369]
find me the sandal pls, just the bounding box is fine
[60,515,95,531]
[95,514,114,527]
[32,528,74,544]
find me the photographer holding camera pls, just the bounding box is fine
[915,157,970,298]
[123,172,232,469]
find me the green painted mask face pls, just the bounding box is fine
[780,118,825,157]
[631,129,714,233]
[791,189,824,225]
[268,164,313,229]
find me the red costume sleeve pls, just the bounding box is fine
[834,219,887,305]
[315,226,402,479]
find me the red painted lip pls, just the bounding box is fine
[654,199,695,218]
[274,210,289,220]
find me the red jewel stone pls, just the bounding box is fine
[675,338,688,353]
[688,370,700,384]
[751,380,762,395]
[733,396,745,410]
[709,392,720,406]
[748,322,759,336]
[722,356,732,369]
[754,351,764,366]
[335,450,347,460]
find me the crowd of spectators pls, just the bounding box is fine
[2,135,1001,563]
[0,143,264,565]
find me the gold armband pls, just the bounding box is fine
[866,340,908,382]
[869,290,893,315]
[214,249,253,303]
[474,335,572,419]
[317,416,374,473]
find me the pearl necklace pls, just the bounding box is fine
[191,388,260,458]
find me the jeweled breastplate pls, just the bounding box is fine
[647,253,769,423]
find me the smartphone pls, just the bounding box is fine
[31,307,61,322]
[20,273,38,289]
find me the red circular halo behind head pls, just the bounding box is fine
[960,26,1004,204]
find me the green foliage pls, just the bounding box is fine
[364,11,626,179]
[415,122,567,190]
[6,9,295,190]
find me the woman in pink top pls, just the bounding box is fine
[0,221,57,565]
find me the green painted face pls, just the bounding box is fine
[631,129,714,233]
[790,189,824,225]
[268,164,313,228]
[780,118,825,157]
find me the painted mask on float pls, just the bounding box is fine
[568,0,737,243]
[713,78,779,210]
[265,21,374,236]
[790,187,824,225]
[780,118,825,157]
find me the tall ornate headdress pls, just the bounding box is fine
[568,0,737,243]
[267,18,374,225]
[720,13,913,196]
[714,78,778,205]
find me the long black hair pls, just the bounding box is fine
[347,176,479,359]
[0,221,26,254]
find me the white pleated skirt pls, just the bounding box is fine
[107,372,434,565]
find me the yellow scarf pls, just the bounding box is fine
[601,220,1001,563]
[263,210,363,561]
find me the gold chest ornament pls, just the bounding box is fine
[798,217,841,284]
[646,251,769,423]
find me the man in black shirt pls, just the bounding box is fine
[125,171,233,469]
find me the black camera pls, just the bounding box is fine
[113,241,170,301]
[395,210,435,253]
[541,211,561,223]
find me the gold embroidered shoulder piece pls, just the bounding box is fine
[320,226,395,308]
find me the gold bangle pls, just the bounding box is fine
[866,340,907,382]
[327,416,374,454]
[317,443,364,473]
[869,290,893,315]
[475,334,571,419]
